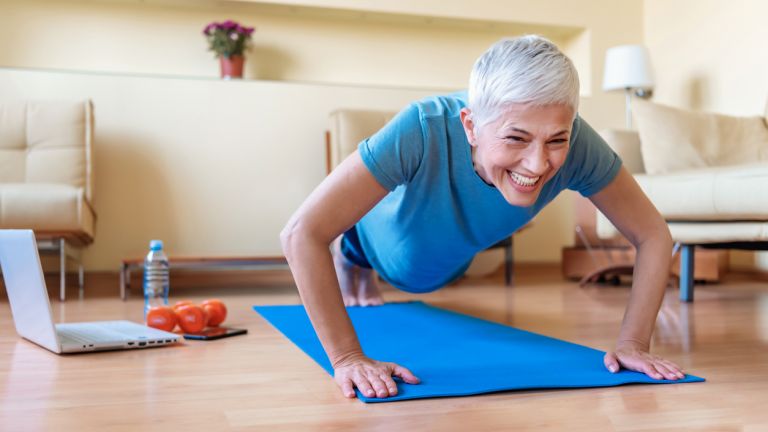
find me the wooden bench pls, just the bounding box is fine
[119,256,288,300]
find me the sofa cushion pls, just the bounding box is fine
[26,101,91,199]
[597,216,768,243]
[633,100,768,174]
[598,129,645,174]
[0,183,95,237]
[664,222,768,244]
[0,102,27,182]
[633,163,768,220]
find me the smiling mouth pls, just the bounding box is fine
[508,171,541,187]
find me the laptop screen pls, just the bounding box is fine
[0,230,61,353]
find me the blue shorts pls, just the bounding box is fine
[340,225,372,269]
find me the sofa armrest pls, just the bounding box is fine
[598,129,645,174]
[327,109,395,173]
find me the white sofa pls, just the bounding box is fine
[597,99,768,301]
[0,100,96,300]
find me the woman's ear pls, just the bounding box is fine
[460,108,478,147]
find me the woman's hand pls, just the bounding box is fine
[604,342,685,380]
[333,354,420,399]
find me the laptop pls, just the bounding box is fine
[0,229,180,354]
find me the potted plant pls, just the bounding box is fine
[203,20,255,79]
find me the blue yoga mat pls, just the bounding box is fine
[254,301,703,403]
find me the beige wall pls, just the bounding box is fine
[644,0,768,270]
[0,0,643,271]
[644,0,768,115]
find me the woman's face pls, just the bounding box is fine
[461,103,574,207]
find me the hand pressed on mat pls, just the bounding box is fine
[333,353,420,399]
[604,341,686,381]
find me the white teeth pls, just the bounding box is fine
[509,171,540,187]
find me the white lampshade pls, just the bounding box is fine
[602,45,655,91]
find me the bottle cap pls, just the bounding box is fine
[149,240,163,251]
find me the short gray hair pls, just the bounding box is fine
[468,35,580,127]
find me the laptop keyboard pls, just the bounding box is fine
[57,324,130,344]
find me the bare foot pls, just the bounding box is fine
[357,267,384,307]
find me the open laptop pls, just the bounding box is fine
[0,230,180,354]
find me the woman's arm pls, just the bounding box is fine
[588,167,685,380]
[280,150,419,398]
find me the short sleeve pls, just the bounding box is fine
[358,104,426,191]
[565,116,623,197]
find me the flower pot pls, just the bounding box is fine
[219,55,245,79]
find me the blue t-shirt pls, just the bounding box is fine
[357,92,621,293]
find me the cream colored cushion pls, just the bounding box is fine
[0,183,95,237]
[596,163,768,240]
[328,109,395,169]
[633,163,768,220]
[597,216,768,243]
[633,99,768,175]
[0,100,94,202]
[0,101,28,182]
[598,129,645,174]
[665,222,768,244]
[0,100,95,240]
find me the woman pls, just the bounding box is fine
[281,36,684,399]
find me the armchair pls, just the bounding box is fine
[0,100,96,301]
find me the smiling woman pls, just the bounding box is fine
[280,35,681,400]
[462,103,574,206]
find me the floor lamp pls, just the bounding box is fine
[602,44,655,128]
[577,45,657,286]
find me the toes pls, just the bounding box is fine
[344,296,359,307]
[358,294,384,307]
[368,297,384,306]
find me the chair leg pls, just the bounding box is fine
[78,264,85,299]
[126,268,132,299]
[59,238,66,302]
[120,264,127,301]
[680,244,695,302]
[504,237,514,286]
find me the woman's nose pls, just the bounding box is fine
[522,145,550,173]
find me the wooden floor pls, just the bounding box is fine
[1,266,768,431]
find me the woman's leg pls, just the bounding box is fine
[357,267,384,306]
[332,237,360,306]
[333,236,384,306]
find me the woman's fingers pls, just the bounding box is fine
[392,364,421,384]
[609,347,686,381]
[339,377,356,398]
[352,372,376,398]
[603,352,620,373]
[379,374,399,396]
[334,359,420,399]
[366,374,391,398]
[659,359,685,378]
[643,363,664,380]
[652,361,680,380]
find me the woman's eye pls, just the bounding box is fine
[547,139,568,145]
[506,136,526,142]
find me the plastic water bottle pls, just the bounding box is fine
[143,240,170,319]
